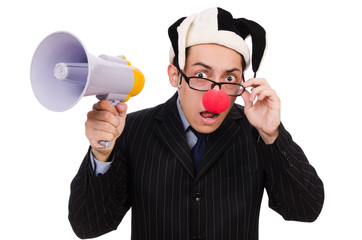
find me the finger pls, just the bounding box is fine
[88,129,115,148]
[248,85,269,102]
[258,88,279,102]
[258,88,278,101]
[93,100,119,116]
[87,110,120,129]
[242,78,270,89]
[85,118,120,136]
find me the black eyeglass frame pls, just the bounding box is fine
[177,69,246,96]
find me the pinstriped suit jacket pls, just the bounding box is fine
[68,93,324,240]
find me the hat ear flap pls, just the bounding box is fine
[168,17,186,68]
[168,14,197,70]
[234,18,266,76]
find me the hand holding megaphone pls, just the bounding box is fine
[85,100,128,161]
[30,31,145,149]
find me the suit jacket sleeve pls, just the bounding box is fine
[255,123,324,222]
[68,145,131,239]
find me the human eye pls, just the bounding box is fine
[225,75,237,82]
[195,72,208,78]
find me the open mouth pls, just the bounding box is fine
[200,111,219,119]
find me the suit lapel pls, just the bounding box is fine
[154,93,196,178]
[196,106,243,180]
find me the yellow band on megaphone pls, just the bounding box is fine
[123,66,145,102]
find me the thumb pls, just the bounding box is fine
[114,102,128,137]
[116,102,128,119]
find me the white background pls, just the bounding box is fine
[1,0,361,239]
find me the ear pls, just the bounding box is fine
[168,64,180,87]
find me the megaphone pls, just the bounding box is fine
[30,31,145,147]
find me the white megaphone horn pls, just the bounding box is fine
[30,31,145,148]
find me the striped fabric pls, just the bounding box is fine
[68,93,324,240]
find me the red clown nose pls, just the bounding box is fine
[202,89,230,114]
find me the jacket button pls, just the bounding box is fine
[281,150,287,157]
[194,193,202,202]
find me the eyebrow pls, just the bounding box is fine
[191,62,242,73]
[226,68,242,73]
[192,62,212,69]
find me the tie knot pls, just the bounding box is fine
[189,127,208,140]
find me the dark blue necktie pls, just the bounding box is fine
[190,127,208,173]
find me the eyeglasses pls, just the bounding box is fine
[178,70,245,96]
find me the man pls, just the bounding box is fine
[68,7,324,240]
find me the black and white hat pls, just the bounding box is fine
[168,7,267,76]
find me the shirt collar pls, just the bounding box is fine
[176,96,190,131]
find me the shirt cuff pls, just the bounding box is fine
[90,149,112,176]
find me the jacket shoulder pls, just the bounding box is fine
[126,93,178,123]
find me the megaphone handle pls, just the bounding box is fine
[97,100,120,149]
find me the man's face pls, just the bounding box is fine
[170,44,243,134]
